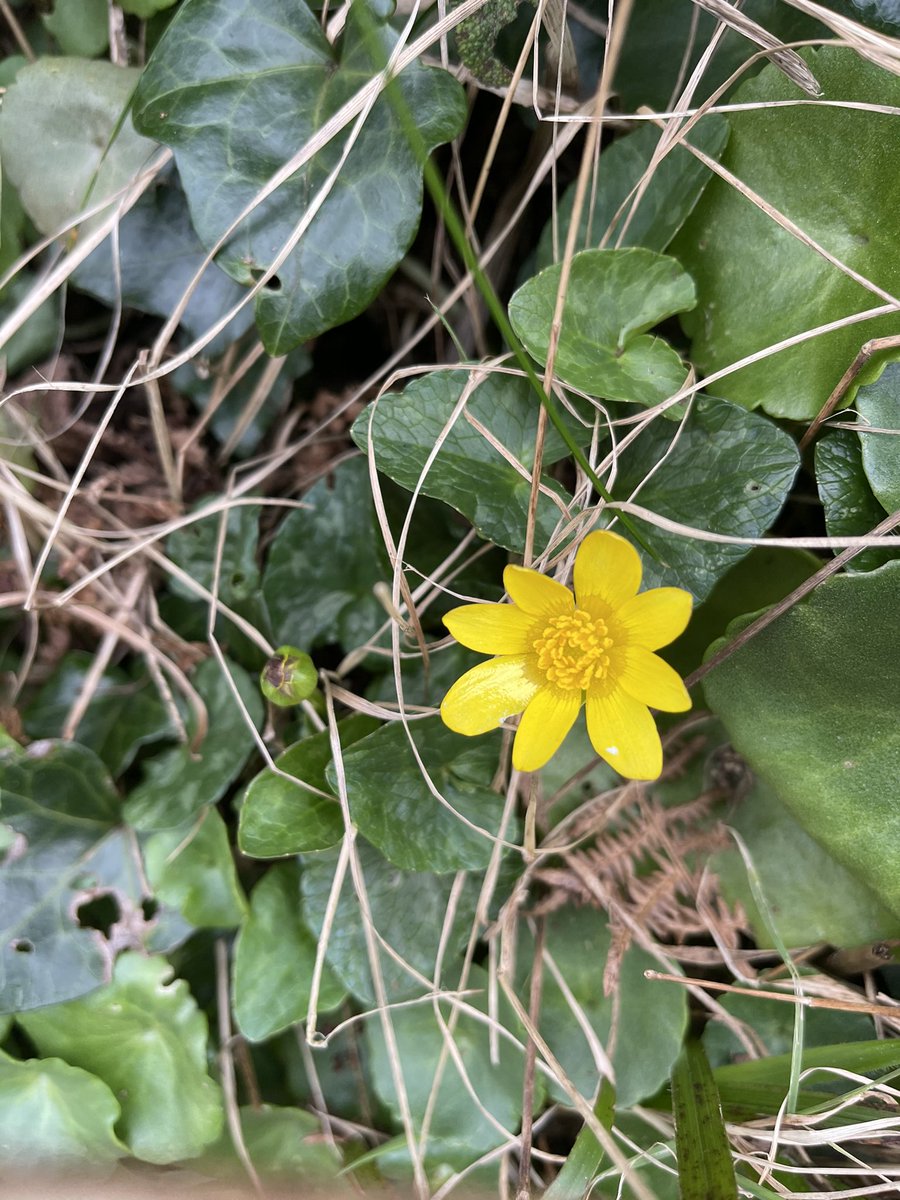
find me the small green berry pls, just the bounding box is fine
[260,646,317,707]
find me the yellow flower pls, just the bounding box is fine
[440,531,693,778]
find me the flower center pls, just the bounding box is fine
[532,609,614,692]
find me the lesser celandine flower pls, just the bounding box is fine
[440,531,693,778]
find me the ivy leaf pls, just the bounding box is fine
[704,563,900,920]
[233,863,346,1042]
[857,361,900,513]
[535,117,729,268]
[18,953,223,1163]
[612,397,799,602]
[300,839,481,1003]
[124,658,263,832]
[238,716,377,859]
[331,719,508,873]
[508,248,695,407]
[352,371,574,554]
[675,47,900,419]
[143,808,247,928]
[0,59,155,237]
[816,431,896,573]
[132,0,466,354]
[0,1053,126,1170]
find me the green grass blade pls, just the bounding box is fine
[671,1039,737,1200]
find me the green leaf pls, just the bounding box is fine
[675,47,900,420]
[300,839,481,1003]
[194,1104,341,1180]
[0,58,156,237]
[528,908,687,1109]
[42,0,109,56]
[0,742,128,1012]
[816,432,896,573]
[671,1040,737,1200]
[167,501,261,608]
[143,807,247,928]
[858,360,900,512]
[120,0,180,16]
[23,651,174,778]
[543,1080,616,1200]
[233,863,346,1042]
[239,716,377,858]
[262,457,391,652]
[713,1038,900,1092]
[703,563,900,919]
[366,964,528,1164]
[124,657,263,831]
[18,953,223,1164]
[712,775,900,948]
[508,248,695,406]
[0,1052,126,1169]
[331,718,508,873]
[611,397,799,602]
[352,370,574,554]
[131,0,466,355]
[535,117,729,269]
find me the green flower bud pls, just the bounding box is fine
[260,646,317,707]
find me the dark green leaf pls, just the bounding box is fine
[676,47,900,419]
[132,0,466,354]
[858,360,900,512]
[509,248,695,406]
[535,117,728,269]
[233,863,346,1042]
[42,0,109,56]
[167,501,261,608]
[18,953,223,1163]
[671,1040,737,1200]
[331,718,508,873]
[352,370,574,554]
[704,563,900,919]
[239,716,377,858]
[124,657,263,831]
[816,431,896,573]
[143,808,246,928]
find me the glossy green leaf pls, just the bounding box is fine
[0,59,156,237]
[816,432,896,573]
[233,863,346,1042]
[366,964,527,1164]
[132,0,466,355]
[143,808,247,928]
[331,719,507,873]
[167,501,261,608]
[611,396,799,602]
[300,839,480,1003]
[712,775,900,948]
[536,118,728,269]
[0,1053,126,1169]
[262,457,391,652]
[42,0,109,56]
[23,651,174,778]
[528,908,686,1109]
[239,716,377,858]
[510,248,695,406]
[676,47,900,419]
[352,370,574,554]
[704,563,900,919]
[671,1040,737,1200]
[194,1104,341,1180]
[858,360,900,512]
[124,657,263,831]
[18,953,223,1163]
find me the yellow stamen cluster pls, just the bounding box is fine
[532,609,614,692]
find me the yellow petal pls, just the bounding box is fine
[618,646,691,712]
[511,685,582,773]
[440,655,542,736]
[504,564,574,617]
[573,531,642,611]
[617,587,693,650]
[585,688,662,780]
[443,603,535,654]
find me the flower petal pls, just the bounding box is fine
[504,564,574,617]
[443,603,535,654]
[617,587,693,650]
[512,685,581,773]
[585,688,662,780]
[440,655,542,736]
[573,531,642,611]
[618,646,691,712]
